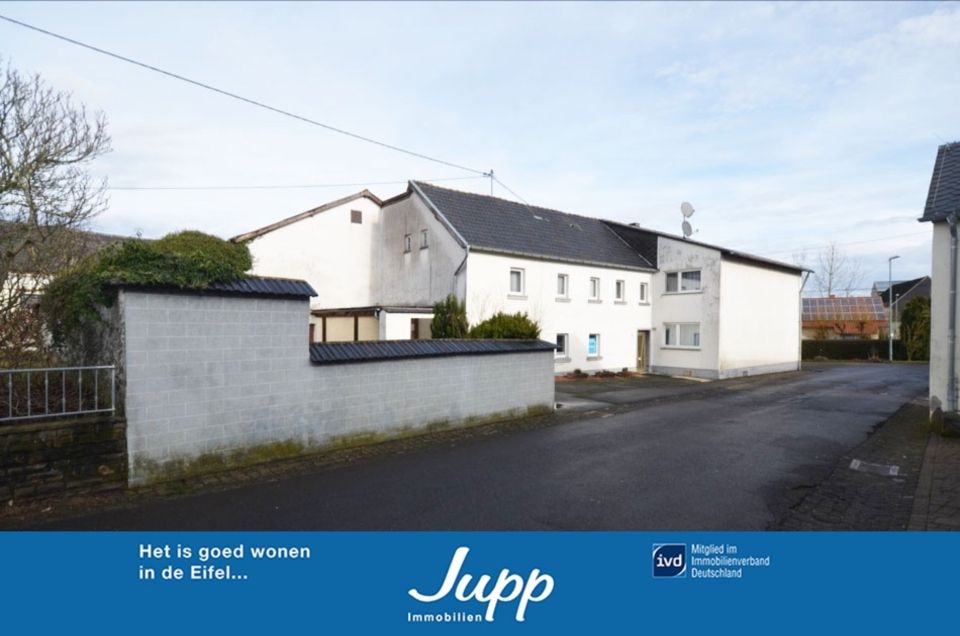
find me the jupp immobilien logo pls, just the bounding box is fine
[407,547,555,623]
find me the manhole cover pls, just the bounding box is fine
[849,459,899,476]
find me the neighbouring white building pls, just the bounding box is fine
[235,181,806,378]
[920,141,960,426]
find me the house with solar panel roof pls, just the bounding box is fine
[235,181,807,379]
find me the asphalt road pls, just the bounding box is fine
[39,363,927,530]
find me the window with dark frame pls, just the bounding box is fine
[350,210,362,224]
[556,333,568,358]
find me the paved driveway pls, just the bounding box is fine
[38,363,927,530]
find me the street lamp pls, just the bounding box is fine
[888,255,900,362]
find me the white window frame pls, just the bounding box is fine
[555,333,569,359]
[557,273,569,300]
[615,279,626,302]
[663,322,701,349]
[509,268,526,296]
[639,282,649,304]
[420,229,428,249]
[665,269,701,294]
[587,333,601,358]
[589,277,601,302]
[403,234,412,253]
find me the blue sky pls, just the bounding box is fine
[1,1,957,291]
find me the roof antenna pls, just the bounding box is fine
[680,201,696,239]
[484,169,495,195]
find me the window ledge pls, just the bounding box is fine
[554,356,571,363]
[588,299,602,304]
[507,294,528,300]
[662,345,701,351]
[614,300,627,305]
[586,355,602,361]
[420,246,429,251]
[638,302,651,306]
[662,290,703,296]
[555,297,571,303]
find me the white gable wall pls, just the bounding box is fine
[650,238,722,378]
[465,250,653,373]
[244,196,382,310]
[378,194,467,307]
[717,259,801,377]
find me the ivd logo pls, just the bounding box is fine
[652,544,686,578]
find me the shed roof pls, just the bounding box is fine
[115,275,316,299]
[310,339,554,365]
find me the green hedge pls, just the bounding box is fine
[801,339,907,361]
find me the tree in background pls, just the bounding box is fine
[468,312,541,339]
[900,296,930,361]
[430,294,468,338]
[0,59,111,366]
[794,242,864,297]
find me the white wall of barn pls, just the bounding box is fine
[244,196,382,310]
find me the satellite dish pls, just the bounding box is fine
[682,220,693,238]
[681,202,695,218]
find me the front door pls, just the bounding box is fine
[637,330,649,372]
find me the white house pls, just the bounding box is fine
[235,181,805,378]
[920,141,960,426]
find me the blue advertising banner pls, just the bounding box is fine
[0,531,955,633]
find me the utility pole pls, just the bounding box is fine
[888,255,900,361]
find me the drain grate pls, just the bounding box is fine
[849,459,899,477]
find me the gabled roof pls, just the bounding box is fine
[802,296,886,322]
[0,221,128,273]
[878,276,930,306]
[921,142,960,222]
[231,190,382,243]
[410,181,655,270]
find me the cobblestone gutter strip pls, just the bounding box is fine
[773,398,930,531]
[909,432,960,530]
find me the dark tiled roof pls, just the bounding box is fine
[922,142,960,222]
[603,220,805,274]
[310,339,554,365]
[802,296,886,322]
[412,182,654,270]
[0,221,127,273]
[878,276,930,306]
[207,276,316,297]
[116,276,316,298]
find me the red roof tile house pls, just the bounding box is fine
[802,296,887,340]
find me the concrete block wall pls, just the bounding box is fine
[121,290,554,484]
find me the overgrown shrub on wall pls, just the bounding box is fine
[41,231,251,361]
[468,312,541,339]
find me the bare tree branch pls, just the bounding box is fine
[0,59,111,363]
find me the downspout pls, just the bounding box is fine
[948,213,958,412]
[454,246,470,297]
[798,270,811,371]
